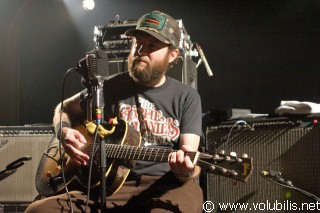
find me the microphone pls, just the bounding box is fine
[76,50,109,88]
[196,44,213,76]
[85,49,109,81]
[85,50,109,122]
[76,58,88,78]
[260,170,282,178]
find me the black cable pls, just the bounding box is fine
[59,68,102,212]
[58,67,77,213]
[85,123,100,212]
[223,120,250,152]
[216,120,244,213]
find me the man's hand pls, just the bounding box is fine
[168,145,195,177]
[61,127,90,166]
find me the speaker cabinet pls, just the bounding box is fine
[0,126,54,203]
[204,117,320,212]
[167,57,197,90]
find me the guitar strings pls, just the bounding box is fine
[82,140,215,168]
[81,137,214,158]
[103,144,206,161]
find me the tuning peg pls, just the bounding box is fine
[229,152,237,157]
[231,171,238,176]
[242,153,248,158]
[210,165,216,171]
[213,154,224,161]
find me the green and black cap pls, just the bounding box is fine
[125,11,181,48]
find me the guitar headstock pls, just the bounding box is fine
[197,150,253,182]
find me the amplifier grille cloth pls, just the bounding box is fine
[205,125,320,212]
[0,127,53,202]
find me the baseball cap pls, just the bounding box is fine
[125,11,181,48]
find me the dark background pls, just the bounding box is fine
[1,0,319,126]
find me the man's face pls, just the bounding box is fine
[128,32,176,87]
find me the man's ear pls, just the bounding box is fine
[168,48,179,63]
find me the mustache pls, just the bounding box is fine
[132,56,149,63]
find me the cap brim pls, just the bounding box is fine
[125,28,171,45]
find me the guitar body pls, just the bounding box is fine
[35,119,141,197]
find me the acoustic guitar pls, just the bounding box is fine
[35,119,253,197]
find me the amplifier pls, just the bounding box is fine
[204,117,320,212]
[94,22,136,55]
[0,126,54,203]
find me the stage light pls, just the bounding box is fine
[82,0,95,11]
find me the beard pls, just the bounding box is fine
[128,52,171,87]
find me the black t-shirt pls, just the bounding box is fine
[81,72,202,176]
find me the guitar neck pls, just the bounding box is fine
[105,144,197,163]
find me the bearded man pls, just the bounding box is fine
[26,11,203,213]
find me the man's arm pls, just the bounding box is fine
[53,92,90,165]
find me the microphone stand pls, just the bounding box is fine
[85,76,107,212]
[79,49,110,212]
[93,77,107,212]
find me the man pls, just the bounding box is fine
[26,11,203,212]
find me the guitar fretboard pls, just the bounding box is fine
[105,144,196,162]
